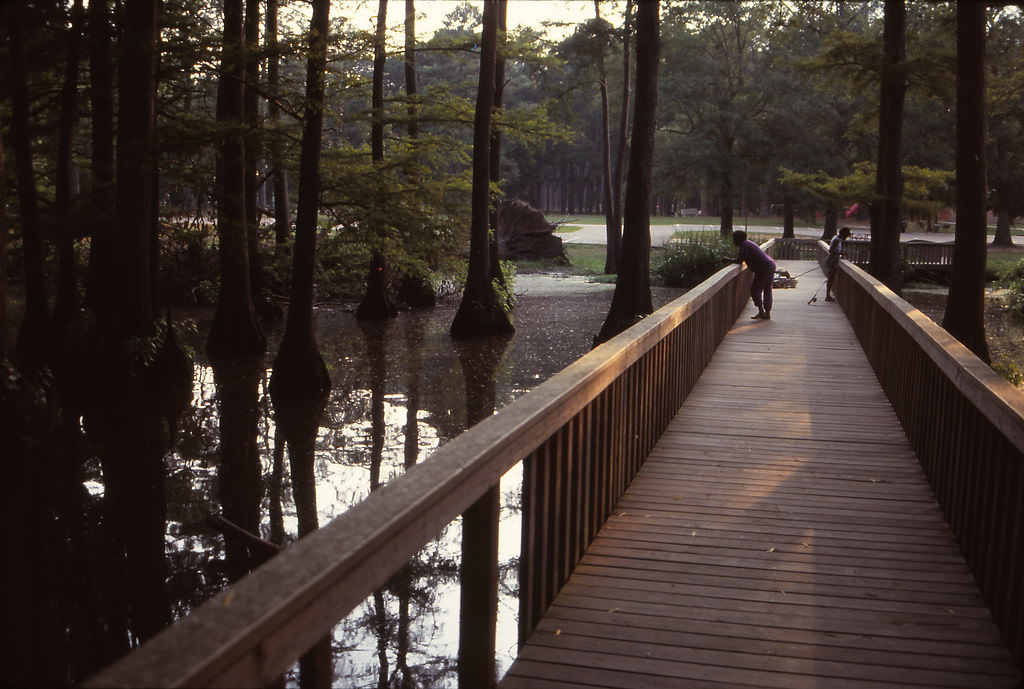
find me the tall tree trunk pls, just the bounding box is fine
[0,129,7,360]
[208,0,266,361]
[990,140,1014,247]
[823,201,838,241]
[942,2,990,362]
[597,1,617,274]
[612,0,633,257]
[992,208,1014,247]
[596,0,658,345]
[112,0,160,339]
[782,195,795,239]
[451,0,514,338]
[54,0,85,328]
[358,0,398,320]
[244,0,267,312]
[267,0,291,248]
[870,0,906,294]
[270,0,332,406]
[88,0,173,650]
[371,0,387,164]
[405,0,419,140]
[8,5,51,371]
[719,177,735,239]
[488,0,508,291]
[87,0,115,316]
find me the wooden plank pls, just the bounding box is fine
[500,261,1021,689]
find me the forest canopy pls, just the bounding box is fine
[3,0,1024,358]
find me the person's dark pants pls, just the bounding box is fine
[751,269,773,312]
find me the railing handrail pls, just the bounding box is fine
[830,245,1024,665]
[840,238,955,266]
[842,257,1024,451]
[86,263,750,688]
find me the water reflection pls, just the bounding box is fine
[34,274,683,687]
[209,353,267,580]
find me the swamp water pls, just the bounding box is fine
[79,274,685,688]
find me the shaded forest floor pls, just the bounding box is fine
[904,283,1024,387]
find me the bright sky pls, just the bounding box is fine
[338,0,624,40]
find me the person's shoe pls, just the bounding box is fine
[825,296,835,302]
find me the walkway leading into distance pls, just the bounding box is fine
[499,260,1021,689]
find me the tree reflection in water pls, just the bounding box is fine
[17,275,683,687]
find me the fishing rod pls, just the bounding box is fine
[807,278,828,304]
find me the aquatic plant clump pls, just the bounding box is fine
[654,232,735,288]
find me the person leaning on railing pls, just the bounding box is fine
[731,230,776,320]
[825,227,852,302]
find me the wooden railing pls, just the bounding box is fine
[828,245,1024,666]
[842,239,955,267]
[774,236,955,268]
[86,263,753,688]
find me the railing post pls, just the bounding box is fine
[458,485,499,689]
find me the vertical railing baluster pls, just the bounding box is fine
[459,485,499,689]
[518,449,537,644]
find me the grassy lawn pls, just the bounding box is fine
[514,243,675,284]
[988,246,1024,277]
[513,244,615,280]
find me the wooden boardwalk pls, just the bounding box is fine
[500,261,1022,689]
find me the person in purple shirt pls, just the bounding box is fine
[731,230,776,320]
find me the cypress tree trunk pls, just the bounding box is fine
[0,130,7,360]
[8,6,51,370]
[870,0,906,294]
[992,208,1014,247]
[208,0,265,361]
[54,0,84,328]
[488,0,508,292]
[597,1,617,274]
[357,0,398,320]
[451,0,514,338]
[88,0,173,651]
[942,2,990,362]
[243,0,267,313]
[719,177,735,239]
[86,0,115,315]
[267,0,291,249]
[611,0,633,261]
[596,0,658,345]
[823,202,838,241]
[405,0,419,140]
[270,0,332,405]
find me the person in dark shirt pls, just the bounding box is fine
[825,226,851,302]
[732,230,776,320]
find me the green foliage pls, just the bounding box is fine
[159,220,220,304]
[492,260,518,312]
[778,162,953,227]
[992,361,1024,387]
[653,232,734,288]
[1000,258,1024,319]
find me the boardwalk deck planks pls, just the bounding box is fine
[500,260,1021,689]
